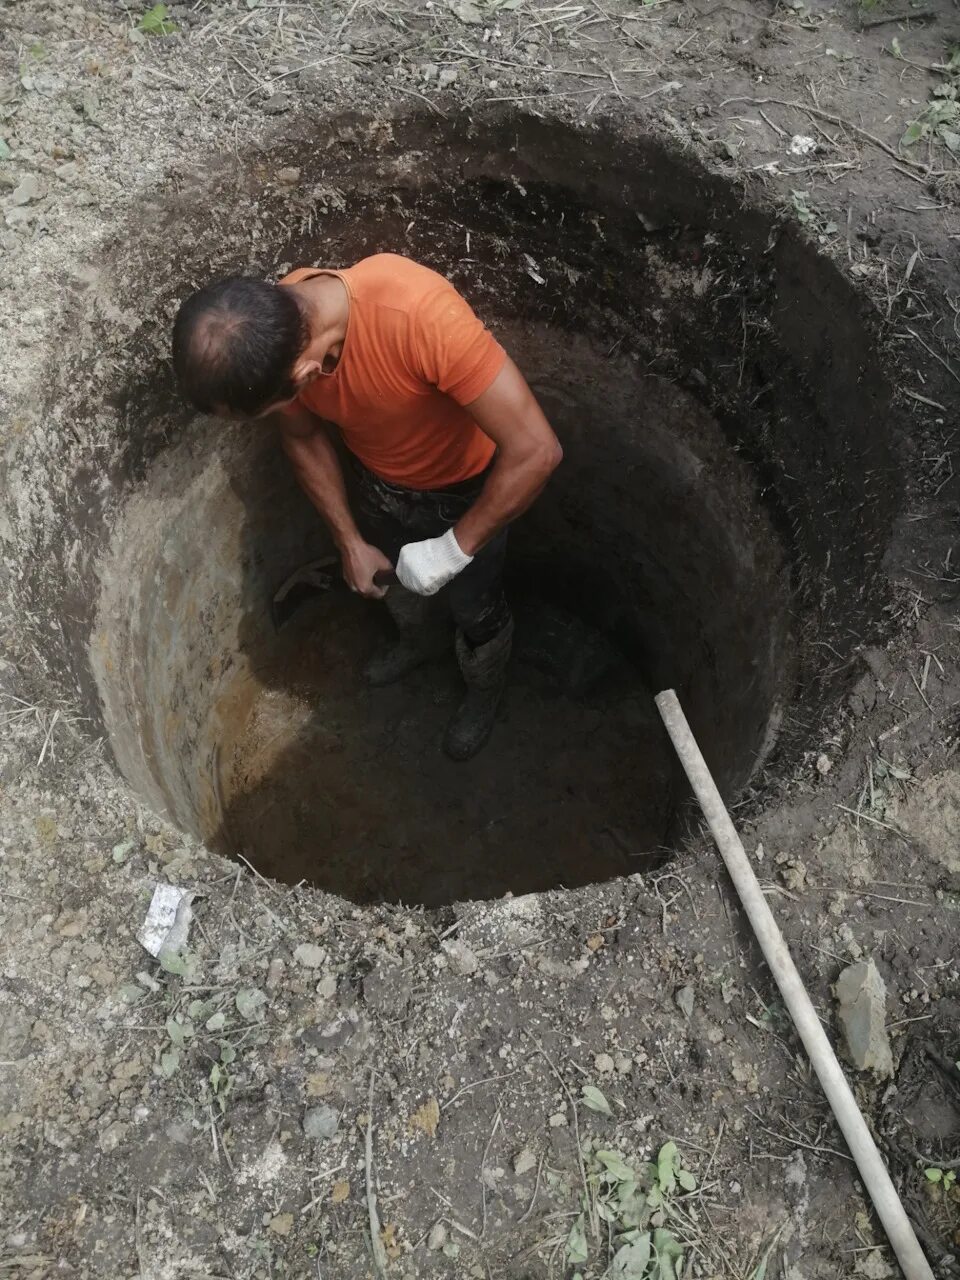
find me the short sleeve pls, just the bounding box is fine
[413,285,506,405]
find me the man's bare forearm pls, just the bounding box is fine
[453,438,561,556]
[278,412,392,597]
[450,356,563,557]
[280,420,363,552]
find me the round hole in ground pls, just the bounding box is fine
[208,330,787,905]
[73,110,901,907]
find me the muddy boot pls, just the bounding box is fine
[363,586,448,687]
[444,619,513,761]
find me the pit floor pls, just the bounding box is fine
[214,592,673,905]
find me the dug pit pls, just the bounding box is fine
[23,110,903,907]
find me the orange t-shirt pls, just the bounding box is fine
[280,254,505,489]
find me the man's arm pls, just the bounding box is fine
[278,408,392,598]
[395,358,561,595]
[454,356,562,555]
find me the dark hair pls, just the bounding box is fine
[171,277,309,416]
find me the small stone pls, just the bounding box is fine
[731,1060,760,1093]
[594,1053,615,1075]
[548,1111,567,1128]
[438,67,458,88]
[305,1071,331,1098]
[441,939,478,976]
[675,985,695,1018]
[614,1054,633,1074]
[331,1179,349,1204]
[262,93,290,114]
[316,974,337,999]
[5,206,34,228]
[266,957,285,990]
[788,134,817,157]
[56,911,86,938]
[816,753,832,776]
[835,959,893,1078]
[268,1212,294,1236]
[303,1105,339,1141]
[277,166,301,184]
[55,161,79,182]
[427,1222,447,1250]
[293,943,327,969]
[98,1120,128,1152]
[855,1251,894,1280]
[409,1097,440,1139]
[514,1147,537,1176]
[9,174,43,205]
[450,0,484,21]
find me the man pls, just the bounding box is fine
[171,253,562,760]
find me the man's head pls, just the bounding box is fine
[172,277,309,418]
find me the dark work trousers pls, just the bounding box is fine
[352,458,512,648]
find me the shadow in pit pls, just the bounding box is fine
[210,454,673,906]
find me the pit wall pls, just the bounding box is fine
[90,323,790,838]
[3,109,903,834]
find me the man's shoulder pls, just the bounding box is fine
[345,254,453,313]
[278,266,320,286]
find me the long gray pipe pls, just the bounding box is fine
[655,689,933,1280]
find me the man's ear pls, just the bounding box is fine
[291,356,323,388]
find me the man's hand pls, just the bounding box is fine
[397,529,473,596]
[342,539,395,599]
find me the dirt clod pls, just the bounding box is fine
[303,1105,340,1141]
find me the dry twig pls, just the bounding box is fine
[366,1071,389,1278]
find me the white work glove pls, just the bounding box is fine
[396,529,473,596]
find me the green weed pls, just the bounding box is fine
[565,1142,695,1279]
[900,46,960,155]
[138,4,177,36]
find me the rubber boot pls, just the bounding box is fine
[363,585,448,687]
[443,619,513,761]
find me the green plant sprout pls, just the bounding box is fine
[566,1142,696,1279]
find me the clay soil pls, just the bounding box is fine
[2,2,960,1279]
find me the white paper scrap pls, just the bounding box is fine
[137,883,195,958]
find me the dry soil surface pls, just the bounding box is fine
[2,1,960,1278]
